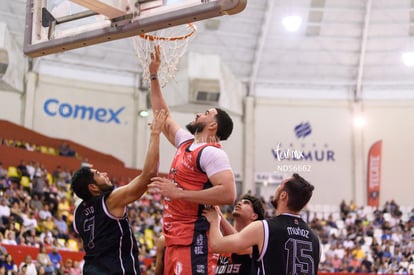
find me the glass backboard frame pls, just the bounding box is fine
[23,0,247,58]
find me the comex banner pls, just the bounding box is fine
[43,98,126,124]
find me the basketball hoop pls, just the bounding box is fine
[132,23,197,88]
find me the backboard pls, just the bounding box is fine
[23,0,247,58]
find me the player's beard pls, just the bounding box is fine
[186,121,206,135]
[271,194,280,209]
[98,184,115,193]
[232,210,240,217]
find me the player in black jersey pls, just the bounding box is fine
[204,173,320,275]
[71,110,167,275]
[211,194,265,275]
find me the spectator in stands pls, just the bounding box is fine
[29,194,42,212]
[32,163,48,198]
[17,160,30,179]
[25,161,35,181]
[39,228,54,249]
[0,239,7,267]
[2,230,17,245]
[25,142,36,152]
[324,243,336,260]
[70,260,81,275]
[347,253,361,272]
[381,228,392,242]
[9,201,24,226]
[62,168,72,187]
[361,255,373,273]
[37,266,46,275]
[22,228,38,247]
[37,245,54,274]
[21,210,37,233]
[48,246,63,273]
[61,258,73,274]
[14,140,27,150]
[52,166,66,192]
[43,200,58,219]
[0,162,7,190]
[3,254,18,274]
[340,199,350,220]
[382,245,393,262]
[343,236,355,250]
[58,143,76,157]
[330,254,344,272]
[19,255,36,275]
[20,264,28,275]
[57,197,70,223]
[54,214,69,242]
[0,198,11,228]
[38,204,52,222]
[333,242,345,259]
[40,216,55,236]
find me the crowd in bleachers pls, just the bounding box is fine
[0,137,77,159]
[307,199,414,274]
[2,137,414,274]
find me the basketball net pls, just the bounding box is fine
[132,23,197,88]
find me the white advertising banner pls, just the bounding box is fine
[31,75,137,167]
[254,99,353,204]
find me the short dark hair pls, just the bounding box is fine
[214,108,233,141]
[240,194,265,220]
[284,173,314,212]
[71,167,95,200]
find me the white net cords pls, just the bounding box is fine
[132,24,196,88]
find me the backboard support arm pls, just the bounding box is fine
[23,0,247,58]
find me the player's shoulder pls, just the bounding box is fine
[175,128,194,147]
[200,146,229,164]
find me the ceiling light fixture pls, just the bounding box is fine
[138,110,149,118]
[282,15,302,32]
[353,115,366,128]
[402,51,414,66]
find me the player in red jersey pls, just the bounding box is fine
[147,45,236,275]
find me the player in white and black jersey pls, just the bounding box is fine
[206,194,264,275]
[71,110,167,275]
[204,173,320,275]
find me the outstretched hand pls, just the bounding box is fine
[202,206,221,224]
[149,109,167,135]
[149,45,161,74]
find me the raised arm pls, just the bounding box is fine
[106,109,167,217]
[203,208,264,254]
[216,206,238,236]
[149,45,180,145]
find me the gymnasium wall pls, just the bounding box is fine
[0,89,22,124]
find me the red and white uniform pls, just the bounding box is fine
[163,129,232,275]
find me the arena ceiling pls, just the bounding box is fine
[1,0,414,99]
